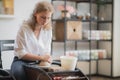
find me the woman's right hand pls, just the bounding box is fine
[41,54,52,63]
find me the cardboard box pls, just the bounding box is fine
[55,21,82,41]
[67,21,82,40]
[55,21,65,41]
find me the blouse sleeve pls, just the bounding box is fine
[14,26,28,59]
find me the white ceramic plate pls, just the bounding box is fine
[38,65,51,69]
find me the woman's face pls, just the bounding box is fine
[35,11,52,26]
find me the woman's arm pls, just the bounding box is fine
[21,53,52,63]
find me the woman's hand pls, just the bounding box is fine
[41,54,52,63]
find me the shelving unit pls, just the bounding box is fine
[51,0,113,78]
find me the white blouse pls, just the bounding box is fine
[14,22,52,59]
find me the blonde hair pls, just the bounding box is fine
[28,1,54,31]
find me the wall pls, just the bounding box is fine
[113,0,120,77]
[0,0,50,40]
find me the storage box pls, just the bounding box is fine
[55,21,82,41]
[67,21,82,40]
[55,21,65,41]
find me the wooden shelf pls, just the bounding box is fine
[78,58,112,61]
[52,0,112,4]
[52,0,113,77]
[0,14,14,18]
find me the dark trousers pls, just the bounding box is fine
[10,57,40,80]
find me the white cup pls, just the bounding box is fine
[60,56,77,71]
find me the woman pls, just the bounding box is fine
[11,1,54,80]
